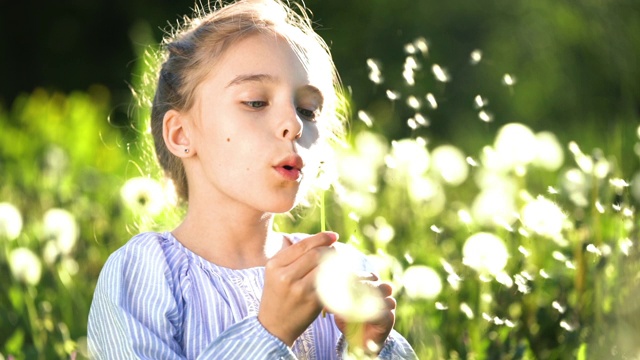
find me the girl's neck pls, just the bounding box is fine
[171,204,287,269]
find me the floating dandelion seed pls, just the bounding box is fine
[460,303,474,319]
[9,247,42,286]
[425,93,437,109]
[552,301,566,314]
[620,238,633,256]
[43,208,79,255]
[386,89,400,100]
[518,246,531,257]
[496,271,514,288]
[548,186,559,194]
[357,110,374,127]
[431,145,469,186]
[407,118,418,130]
[435,302,448,310]
[470,49,483,65]
[458,209,473,224]
[502,73,516,86]
[406,95,421,109]
[478,110,493,123]
[466,157,478,167]
[565,261,576,270]
[462,232,509,275]
[560,321,575,332]
[413,37,429,56]
[316,250,386,322]
[366,58,383,84]
[0,202,23,241]
[609,178,629,189]
[552,251,567,262]
[430,225,443,234]
[474,95,488,108]
[348,212,360,222]
[414,113,429,127]
[586,244,602,256]
[402,265,443,300]
[539,269,550,279]
[595,201,605,214]
[404,252,414,264]
[521,196,566,239]
[431,64,450,82]
[404,43,416,54]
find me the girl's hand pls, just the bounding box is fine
[258,232,337,346]
[333,274,397,356]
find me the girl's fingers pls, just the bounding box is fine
[271,232,338,267]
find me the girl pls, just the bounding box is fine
[88,0,417,358]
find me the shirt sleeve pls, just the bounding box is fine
[87,235,296,360]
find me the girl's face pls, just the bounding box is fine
[185,32,324,214]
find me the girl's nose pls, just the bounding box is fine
[280,107,303,140]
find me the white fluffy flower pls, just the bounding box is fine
[120,177,166,216]
[493,123,537,169]
[43,208,79,255]
[402,265,442,300]
[9,247,42,285]
[0,202,23,240]
[521,196,566,239]
[316,250,385,322]
[431,145,468,186]
[463,232,509,275]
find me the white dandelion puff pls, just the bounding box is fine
[533,132,564,171]
[0,202,23,241]
[521,196,566,239]
[402,265,442,300]
[9,247,43,286]
[43,208,79,255]
[462,232,509,275]
[121,177,167,216]
[431,145,469,186]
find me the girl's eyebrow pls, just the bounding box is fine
[225,73,324,103]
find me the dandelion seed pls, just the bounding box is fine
[620,238,633,256]
[474,95,488,108]
[447,274,462,290]
[430,225,443,234]
[348,212,360,222]
[373,218,395,244]
[0,202,23,241]
[466,157,478,167]
[521,196,566,239]
[612,203,622,212]
[482,313,493,322]
[496,272,514,288]
[414,37,429,56]
[404,252,414,264]
[404,43,416,54]
[357,110,374,127]
[414,113,429,127]
[405,56,419,71]
[518,246,531,257]
[595,201,605,214]
[460,303,474,319]
[9,248,42,286]
[565,261,576,270]
[403,69,415,86]
[386,89,400,100]
[552,301,566,314]
[366,58,383,84]
[518,227,530,237]
[539,269,550,278]
[622,207,633,217]
[505,320,516,328]
[470,49,482,65]
[502,73,516,86]
[407,118,418,130]
[586,244,602,256]
[431,64,450,82]
[560,321,575,332]
[43,208,79,255]
[402,265,443,300]
[435,302,448,310]
[494,317,505,325]
[552,251,567,262]
[594,158,610,179]
[548,186,559,194]
[407,95,421,109]
[431,145,469,186]
[462,232,509,275]
[425,93,438,109]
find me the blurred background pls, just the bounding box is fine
[1,0,639,359]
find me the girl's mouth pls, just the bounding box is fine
[275,165,302,181]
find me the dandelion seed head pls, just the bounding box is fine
[494,123,537,169]
[316,250,386,322]
[533,132,564,171]
[9,247,42,286]
[402,265,443,300]
[521,196,566,239]
[407,176,446,216]
[471,188,518,227]
[431,64,450,82]
[389,139,430,178]
[121,177,167,216]
[425,93,437,109]
[470,49,483,65]
[338,154,379,189]
[462,232,509,275]
[431,145,469,186]
[0,202,23,241]
[43,208,79,255]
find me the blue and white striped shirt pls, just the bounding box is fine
[88,232,417,359]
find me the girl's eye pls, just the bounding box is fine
[244,101,267,109]
[297,107,318,121]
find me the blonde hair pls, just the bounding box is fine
[150,0,345,201]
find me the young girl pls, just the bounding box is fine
[88,0,417,358]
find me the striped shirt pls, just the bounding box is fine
[88,232,417,359]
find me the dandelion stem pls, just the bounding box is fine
[320,190,326,233]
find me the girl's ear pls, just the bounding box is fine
[163,109,194,157]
